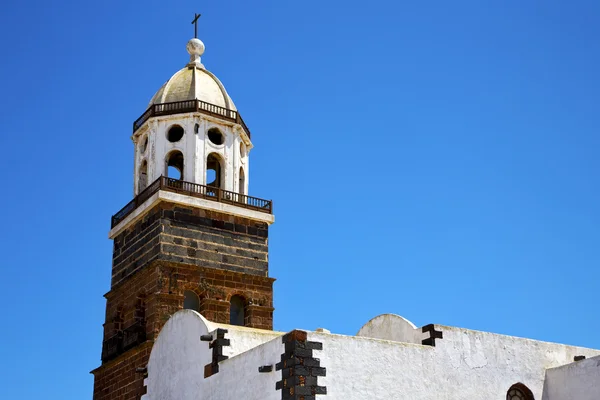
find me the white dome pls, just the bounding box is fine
[148,38,236,111]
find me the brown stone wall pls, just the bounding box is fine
[111,202,269,287]
[93,202,274,400]
[94,259,274,399]
[161,206,269,276]
[161,261,274,330]
[94,200,275,399]
[111,209,162,287]
[92,342,151,400]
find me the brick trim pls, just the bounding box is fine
[276,330,326,399]
[204,328,230,378]
[421,324,443,347]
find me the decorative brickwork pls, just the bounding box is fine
[204,328,230,378]
[93,200,275,400]
[276,330,327,400]
[421,324,443,347]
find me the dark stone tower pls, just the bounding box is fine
[91,36,275,400]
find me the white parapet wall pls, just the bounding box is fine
[542,355,600,400]
[143,311,600,400]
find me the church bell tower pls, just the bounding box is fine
[91,34,275,400]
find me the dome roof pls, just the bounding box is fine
[148,38,236,111]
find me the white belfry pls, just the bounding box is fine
[132,38,251,197]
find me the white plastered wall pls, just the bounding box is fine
[542,355,600,400]
[143,310,282,400]
[143,311,600,400]
[356,313,422,344]
[132,113,251,196]
[312,326,600,399]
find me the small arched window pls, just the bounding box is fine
[507,383,534,400]
[183,290,200,312]
[229,295,245,326]
[138,159,148,192]
[166,151,184,180]
[239,167,246,196]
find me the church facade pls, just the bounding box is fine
[92,32,600,400]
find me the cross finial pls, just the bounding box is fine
[191,13,201,38]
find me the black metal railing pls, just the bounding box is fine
[133,99,251,138]
[122,321,147,352]
[101,332,123,363]
[101,321,147,363]
[111,176,273,228]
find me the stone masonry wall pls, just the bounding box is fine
[92,342,151,400]
[95,259,274,400]
[95,200,274,400]
[111,202,269,287]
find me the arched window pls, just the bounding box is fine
[239,167,245,196]
[229,295,245,326]
[166,150,184,180]
[206,153,223,192]
[183,290,200,311]
[507,383,534,400]
[138,159,148,192]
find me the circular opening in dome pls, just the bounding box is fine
[141,136,148,153]
[167,125,184,143]
[208,128,224,145]
[240,142,246,158]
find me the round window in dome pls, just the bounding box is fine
[208,128,224,145]
[167,125,184,143]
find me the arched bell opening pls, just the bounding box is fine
[166,150,184,180]
[138,159,148,193]
[239,167,246,196]
[206,153,223,195]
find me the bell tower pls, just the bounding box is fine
[92,35,275,400]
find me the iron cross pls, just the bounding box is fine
[191,13,201,38]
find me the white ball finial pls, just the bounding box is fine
[187,38,205,68]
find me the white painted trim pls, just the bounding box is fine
[109,190,275,239]
[108,192,161,239]
[158,191,275,224]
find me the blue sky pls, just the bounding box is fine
[1,0,599,398]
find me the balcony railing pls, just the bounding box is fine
[111,176,273,228]
[101,321,147,363]
[101,332,122,363]
[122,320,147,352]
[133,99,251,139]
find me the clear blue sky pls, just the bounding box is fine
[1,0,599,398]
